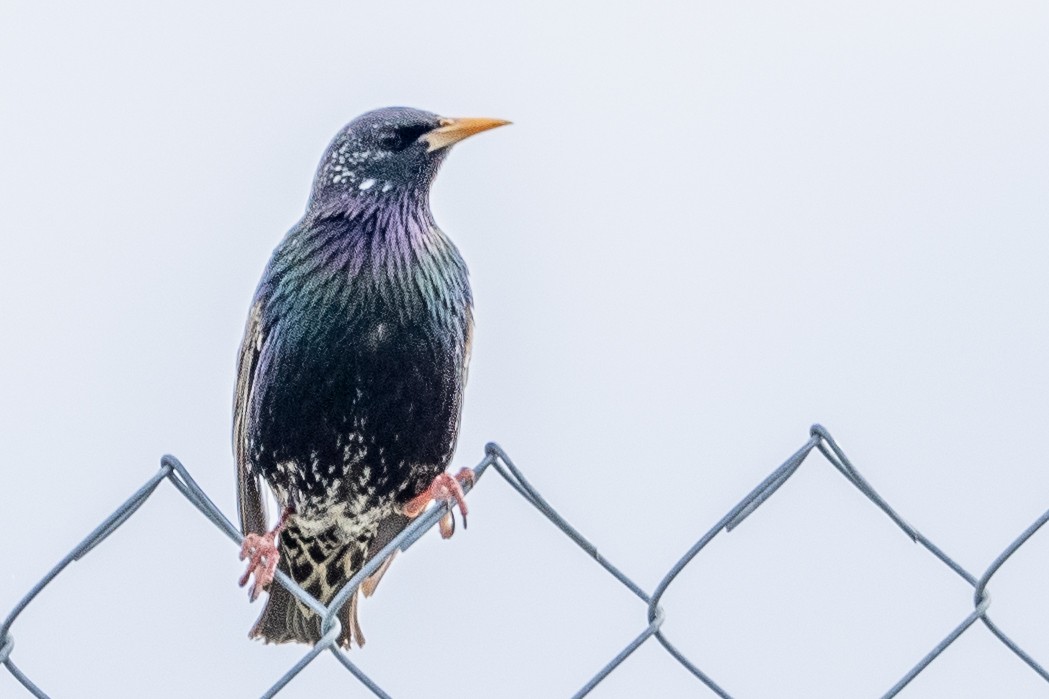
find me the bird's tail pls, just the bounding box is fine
[249,523,370,649]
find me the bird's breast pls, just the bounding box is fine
[251,230,471,514]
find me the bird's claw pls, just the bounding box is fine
[239,532,279,602]
[404,468,475,539]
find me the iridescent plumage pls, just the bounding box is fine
[233,107,506,647]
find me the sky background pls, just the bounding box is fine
[2,2,1049,697]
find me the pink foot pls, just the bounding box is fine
[239,509,291,601]
[403,468,475,539]
[239,532,279,601]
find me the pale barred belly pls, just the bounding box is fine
[276,485,401,604]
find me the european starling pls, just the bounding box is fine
[233,107,508,648]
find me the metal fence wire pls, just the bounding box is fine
[3,424,1049,697]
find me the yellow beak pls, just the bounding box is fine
[421,116,511,152]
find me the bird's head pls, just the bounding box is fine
[309,106,509,210]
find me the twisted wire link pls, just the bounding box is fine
[3,425,1048,697]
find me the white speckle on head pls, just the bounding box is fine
[359,178,376,190]
[381,181,393,193]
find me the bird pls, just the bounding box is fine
[233,106,508,649]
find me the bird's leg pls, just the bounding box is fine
[239,506,294,602]
[403,468,475,539]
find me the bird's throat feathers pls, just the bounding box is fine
[265,190,471,320]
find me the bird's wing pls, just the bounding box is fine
[234,300,268,536]
[462,312,474,384]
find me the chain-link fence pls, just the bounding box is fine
[3,424,1048,697]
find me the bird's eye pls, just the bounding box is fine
[379,132,407,151]
[379,125,433,152]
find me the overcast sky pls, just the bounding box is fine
[3,2,1049,697]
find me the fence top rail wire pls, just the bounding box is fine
[3,424,1048,698]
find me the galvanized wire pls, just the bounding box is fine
[3,424,1048,697]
